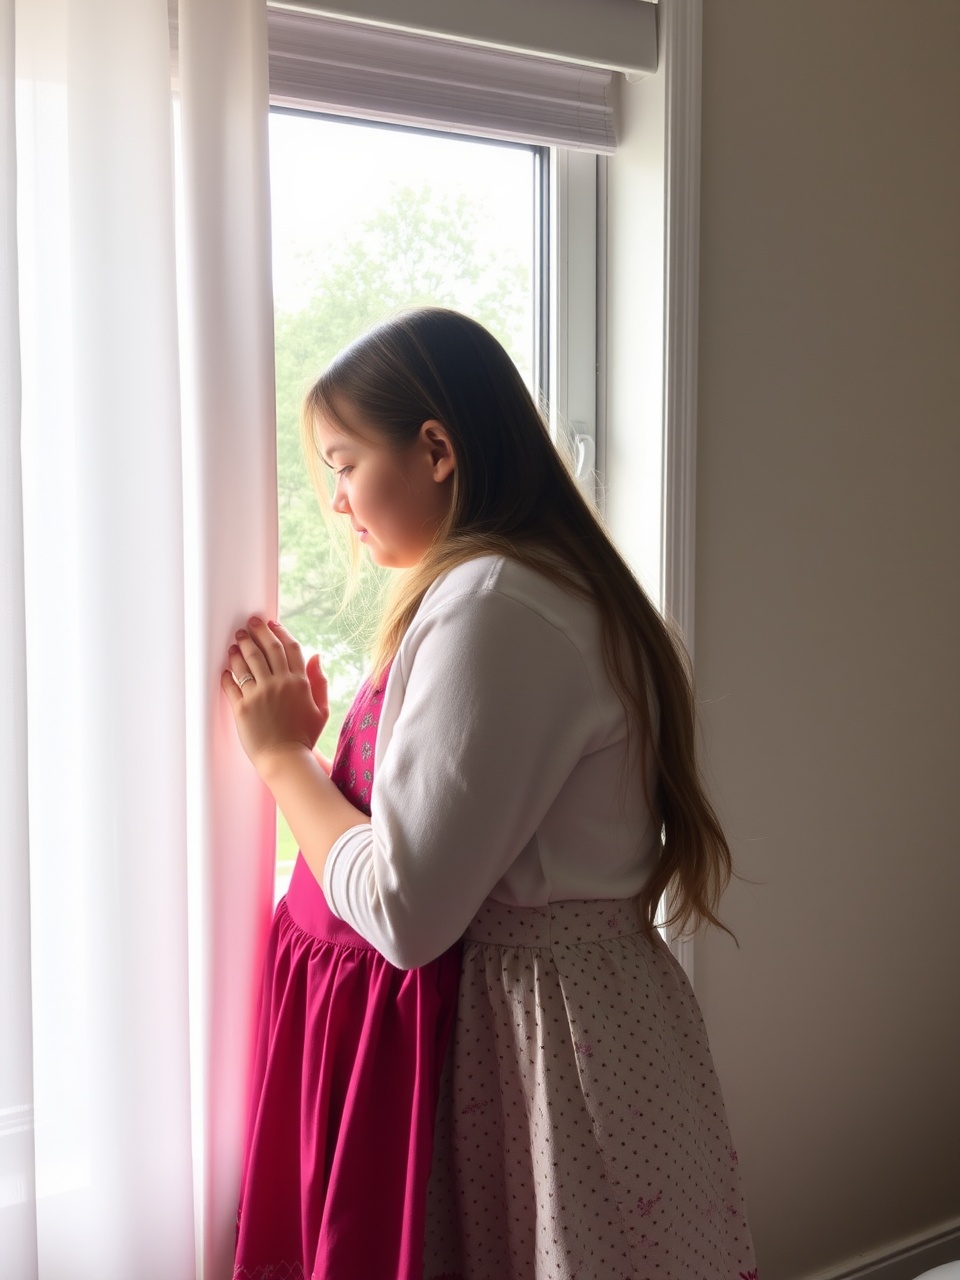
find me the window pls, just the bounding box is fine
[259,4,703,978]
[262,3,612,494]
[264,10,612,892]
[268,114,546,887]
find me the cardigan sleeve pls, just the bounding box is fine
[323,580,603,968]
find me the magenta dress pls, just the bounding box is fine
[234,669,461,1280]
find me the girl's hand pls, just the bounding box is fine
[221,618,329,781]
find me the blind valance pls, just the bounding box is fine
[265,8,623,152]
[271,0,659,77]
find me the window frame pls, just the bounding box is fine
[548,147,600,507]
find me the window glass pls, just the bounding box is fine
[269,112,539,888]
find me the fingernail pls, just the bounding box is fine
[235,630,247,640]
[250,616,262,627]
[229,644,240,655]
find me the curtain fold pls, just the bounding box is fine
[3,0,276,1276]
[16,0,196,1274]
[177,0,278,1276]
[1,0,39,1272]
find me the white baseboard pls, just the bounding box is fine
[800,1215,960,1280]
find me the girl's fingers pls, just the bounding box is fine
[227,645,255,689]
[306,652,329,717]
[223,617,296,704]
[234,626,273,678]
[221,668,243,708]
[267,619,306,675]
[247,615,289,672]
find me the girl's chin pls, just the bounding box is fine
[366,545,424,571]
[364,543,390,566]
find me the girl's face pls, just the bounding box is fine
[315,404,456,569]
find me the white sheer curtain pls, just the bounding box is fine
[1,0,276,1276]
[1,2,36,1275]
[177,0,278,1275]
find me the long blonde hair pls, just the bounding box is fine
[302,308,731,936]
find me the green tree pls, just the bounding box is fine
[273,184,528,871]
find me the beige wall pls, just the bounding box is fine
[692,3,960,1276]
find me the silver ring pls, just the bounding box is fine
[236,674,254,689]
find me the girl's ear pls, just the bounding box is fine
[419,419,456,483]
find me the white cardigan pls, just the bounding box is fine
[323,555,661,968]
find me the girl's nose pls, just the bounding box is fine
[332,482,349,514]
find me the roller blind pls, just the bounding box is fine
[265,8,623,152]
[270,0,659,77]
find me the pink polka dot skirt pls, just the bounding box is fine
[422,897,758,1279]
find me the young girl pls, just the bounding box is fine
[223,308,758,1279]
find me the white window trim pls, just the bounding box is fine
[549,148,599,504]
[662,0,701,658]
[598,0,703,980]
[660,0,703,980]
